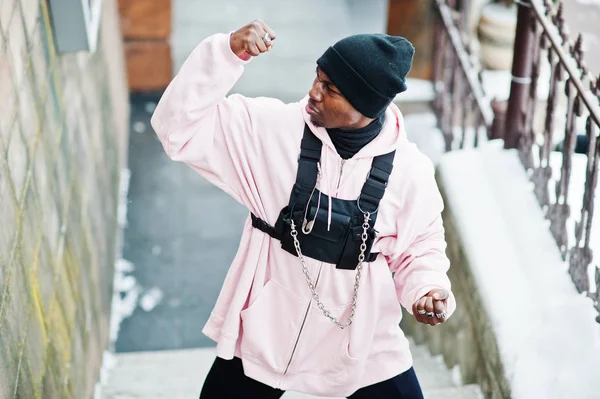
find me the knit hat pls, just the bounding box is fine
[316,34,415,118]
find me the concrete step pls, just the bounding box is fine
[407,336,431,359]
[282,384,484,399]
[406,337,457,391]
[100,340,483,399]
[413,354,457,390]
[101,348,214,399]
[424,385,484,399]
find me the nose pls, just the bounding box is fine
[308,79,323,103]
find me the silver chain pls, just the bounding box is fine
[289,212,371,329]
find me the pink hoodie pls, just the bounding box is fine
[151,33,456,397]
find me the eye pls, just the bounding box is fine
[327,85,340,96]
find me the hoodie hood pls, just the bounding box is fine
[299,96,408,160]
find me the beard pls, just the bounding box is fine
[310,115,324,127]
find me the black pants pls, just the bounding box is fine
[199,356,424,399]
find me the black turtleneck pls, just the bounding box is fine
[326,114,385,159]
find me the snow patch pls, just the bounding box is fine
[395,78,435,103]
[450,364,463,387]
[548,152,599,294]
[140,287,164,312]
[403,112,488,165]
[145,101,157,114]
[151,245,162,256]
[117,169,130,228]
[438,143,600,399]
[403,113,445,164]
[133,121,146,134]
[96,168,167,398]
[110,259,142,344]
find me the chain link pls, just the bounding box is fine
[290,213,371,329]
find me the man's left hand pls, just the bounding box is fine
[412,289,450,326]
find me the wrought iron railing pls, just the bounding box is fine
[433,0,599,321]
[432,0,494,151]
[509,0,599,321]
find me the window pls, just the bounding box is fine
[47,0,103,53]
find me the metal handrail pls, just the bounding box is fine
[432,0,494,150]
[436,0,494,127]
[432,0,600,322]
[529,0,600,127]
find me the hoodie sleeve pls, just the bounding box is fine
[382,157,457,318]
[150,32,285,216]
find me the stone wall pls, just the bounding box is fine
[0,0,129,397]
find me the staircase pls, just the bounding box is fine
[100,338,483,399]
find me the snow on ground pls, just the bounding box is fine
[403,110,598,288]
[439,141,600,399]
[403,112,445,164]
[576,0,600,5]
[549,152,599,293]
[395,78,435,103]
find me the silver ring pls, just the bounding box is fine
[426,312,434,318]
[436,312,447,319]
[263,33,272,43]
[417,309,427,315]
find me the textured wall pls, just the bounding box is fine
[400,186,512,399]
[0,0,129,397]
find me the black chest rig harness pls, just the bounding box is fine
[250,125,395,328]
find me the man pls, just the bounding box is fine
[152,20,455,399]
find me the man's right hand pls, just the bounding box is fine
[230,20,277,58]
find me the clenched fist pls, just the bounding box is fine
[230,20,277,58]
[412,288,450,326]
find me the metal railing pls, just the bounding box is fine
[511,0,599,320]
[433,0,600,321]
[432,0,494,151]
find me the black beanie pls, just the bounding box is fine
[316,33,415,118]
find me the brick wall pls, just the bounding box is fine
[0,0,129,397]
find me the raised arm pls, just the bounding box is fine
[150,21,280,212]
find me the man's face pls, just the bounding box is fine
[306,68,371,130]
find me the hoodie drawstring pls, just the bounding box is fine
[302,152,347,233]
[326,151,333,231]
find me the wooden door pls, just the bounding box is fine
[119,0,173,92]
[387,0,435,80]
